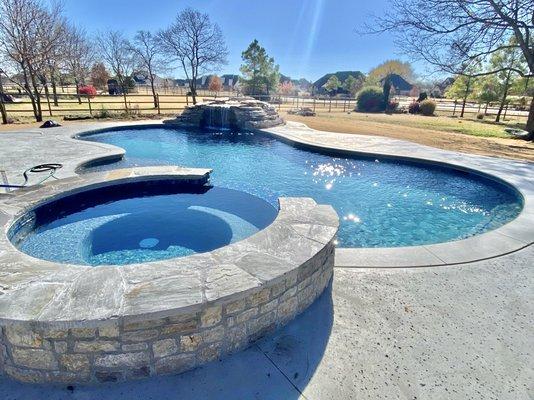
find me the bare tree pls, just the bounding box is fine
[128,30,166,108]
[64,24,92,104]
[0,0,66,122]
[158,8,228,104]
[96,30,137,111]
[367,0,534,134]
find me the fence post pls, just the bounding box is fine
[186,94,189,106]
[329,99,332,112]
[313,98,316,113]
[343,100,346,112]
[87,95,92,115]
[503,101,509,120]
[452,100,457,116]
[157,94,161,115]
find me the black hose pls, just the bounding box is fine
[0,163,63,189]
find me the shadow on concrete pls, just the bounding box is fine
[0,283,334,400]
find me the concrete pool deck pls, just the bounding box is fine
[0,120,533,398]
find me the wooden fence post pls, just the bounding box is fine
[157,94,161,114]
[452,100,458,116]
[87,95,92,116]
[329,99,332,112]
[503,101,509,120]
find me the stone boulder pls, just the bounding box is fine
[164,97,284,130]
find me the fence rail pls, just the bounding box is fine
[1,91,530,122]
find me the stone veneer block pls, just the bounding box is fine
[0,169,338,384]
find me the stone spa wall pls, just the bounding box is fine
[0,242,334,384]
[0,167,338,384]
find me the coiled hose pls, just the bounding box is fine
[0,163,63,189]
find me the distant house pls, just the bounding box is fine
[313,71,365,95]
[195,75,240,91]
[220,75,239,91]
[279,74,312,94]
[174,79,188,88]
[381,74,418,96]
[132,73,165,88]
[430,77,455,98]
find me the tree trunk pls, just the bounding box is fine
[190,82,197,105]
[0,78,7,124]
[122,91,128,112]
[75,80,81,105]
[383,77,391,108]
[496,70,512,122]
[150,77,158,109]
[27,68,43,122]
[51,75,58,106]
[43,84,53,117]
[460,77,471,118]
[526,96,534,134]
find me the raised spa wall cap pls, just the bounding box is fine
[0,166,338,384]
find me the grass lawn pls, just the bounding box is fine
[283,110,534,161]
[294,111,526,138]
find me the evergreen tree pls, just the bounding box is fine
[240,40,280,97]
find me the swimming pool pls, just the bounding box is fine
[80,127,522,248]
[10,181,277,265]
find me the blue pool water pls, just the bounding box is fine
[11,182,277,265]
[80,127,522,248]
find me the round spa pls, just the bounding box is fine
[9,180,277,266]
[0,167,338,385]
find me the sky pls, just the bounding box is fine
[62,0,420,82]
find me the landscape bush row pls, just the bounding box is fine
[355,87,436,116]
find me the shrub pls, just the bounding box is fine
[79,85,97,98]
[356,87,385,112]
[386,100,399,112]
[476,112,484,120]
[408,101,420,114]
[96,106,111,119]
[417,92,428,102]
[419,99,436,116]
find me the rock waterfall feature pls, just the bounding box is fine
[164,97,284,130]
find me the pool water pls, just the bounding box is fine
[81,127,522,248]
[11,182,277,266]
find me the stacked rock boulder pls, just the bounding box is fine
[164,97,284,130]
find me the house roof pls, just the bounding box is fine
[313,71,365,88]
[380,74,413,91]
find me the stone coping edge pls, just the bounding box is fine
[261,123,534,268]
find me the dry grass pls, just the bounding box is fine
[283,111,534,161]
